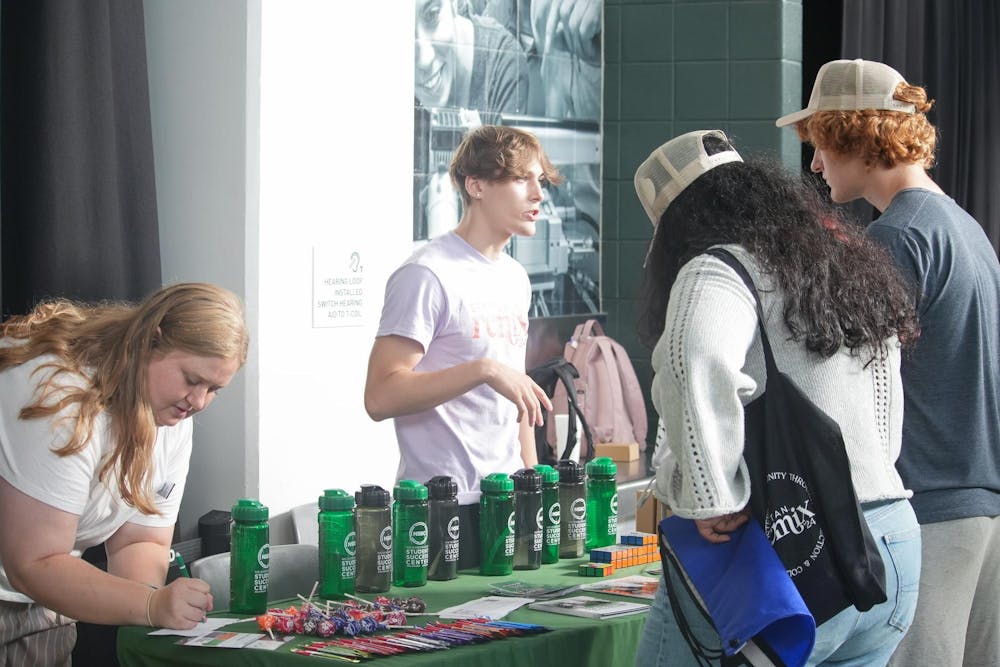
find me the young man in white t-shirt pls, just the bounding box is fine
[365,125,560,568]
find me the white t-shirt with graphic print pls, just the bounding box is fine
[377,231,531,504]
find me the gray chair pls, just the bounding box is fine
[189,551,230,603]
[290,503,318,545]
[189,543,320,606]
[269,543,319,599]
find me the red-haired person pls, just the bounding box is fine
[779,59,1000,667]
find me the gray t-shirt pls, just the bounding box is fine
[868,189,1000,524]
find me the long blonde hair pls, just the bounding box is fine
[0,283,249,515]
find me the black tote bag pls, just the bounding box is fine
[708,248,887,625]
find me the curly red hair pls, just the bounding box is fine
[796,83,938,168]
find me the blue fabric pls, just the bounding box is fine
[635,500,921,667]
[659,515,815,666]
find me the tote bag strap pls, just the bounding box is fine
[705,248,779,376]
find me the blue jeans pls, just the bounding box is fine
[633,499,921,667]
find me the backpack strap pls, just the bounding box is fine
[531,357,593,462]
[610,340,649,446]
[565,318,605,360]
[552,360,593,460]
[595,337,626,454]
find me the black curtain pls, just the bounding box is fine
[1,2,161,663]
[1,0,161,319]
[842,0,1000,255]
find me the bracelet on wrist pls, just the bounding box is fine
[145,586,158,627]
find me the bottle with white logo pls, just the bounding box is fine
[354,485,392,593]
[318,489,355,599]
[586,457,618,549]
[511,468,542,570]
[557,460,587,558]
[425,476,459,581]
[392,480,429,587]
[533,464,561,564]
[479,473,515,576]
[229,498,269,613]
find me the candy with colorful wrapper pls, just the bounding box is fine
[254,593,426,640]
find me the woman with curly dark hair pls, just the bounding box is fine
[632,130,921,666]
[780,59,1000,667]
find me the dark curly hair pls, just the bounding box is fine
[637,156,920,359]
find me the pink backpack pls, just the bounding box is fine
[547,319,648,459]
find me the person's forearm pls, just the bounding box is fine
[365,358,493,421]
[9,553,158,626]
[519,418,538,467]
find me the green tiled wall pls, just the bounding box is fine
[601,0,803,443]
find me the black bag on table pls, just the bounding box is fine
[708,248,887,626]
[527,356,594,465]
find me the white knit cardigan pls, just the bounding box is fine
[649,245,911,519]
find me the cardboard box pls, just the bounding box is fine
[594,441,640,462]
[634,489,671,535]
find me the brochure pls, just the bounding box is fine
[175,632,277,649]
[527,595,649,619]
[437,595,535,620]
[580,575,660,600]
[489,580,582,600]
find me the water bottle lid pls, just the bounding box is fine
[532,464,560,484]
[319,488,355,511]
[393,479,428,501]
[480,472,513,493]
[511,468,541,491]
[555,459,585,483]
[355,484,390,508]
[231,498,268,521]
[425,475,458,500]
[586,456,618,477]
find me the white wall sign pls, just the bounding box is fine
[313,246,367,328]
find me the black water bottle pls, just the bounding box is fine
[511,468,543,570]
[354,484,392,593]
[557,460,587,558]
[426,476,459,581]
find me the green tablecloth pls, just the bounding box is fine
[117,559,654,666]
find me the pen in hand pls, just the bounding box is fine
[171,549,208,623]
[170,549,191,578]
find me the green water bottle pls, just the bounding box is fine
[534,464,561,564]
[557,460,587,558]
[392,480,429,587]
[318,489,355,599]
[586,456,619,549]
[229,498,269,614]
[479,473,515,576]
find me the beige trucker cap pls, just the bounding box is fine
[776,59,916,127]
[634,130,743,227]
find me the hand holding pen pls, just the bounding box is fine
[145,549,214,629]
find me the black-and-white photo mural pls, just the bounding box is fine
[413,0,602,317]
